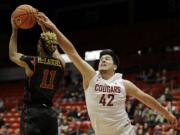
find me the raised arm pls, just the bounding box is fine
[9,18,27,68]
[124,79,178,126]
[36,12,96,89]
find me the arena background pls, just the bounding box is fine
[0,0,180,134]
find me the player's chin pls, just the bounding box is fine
[98,68,107,72]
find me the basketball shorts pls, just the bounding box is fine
[20,105,58,135]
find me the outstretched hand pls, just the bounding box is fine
[36,12,56,30]
[165,112,178,127]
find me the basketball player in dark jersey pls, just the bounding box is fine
[9,16,65,135]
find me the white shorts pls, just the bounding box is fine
[120,124,136,135]
[95,124,136,135]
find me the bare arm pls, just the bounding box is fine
[124,80,178,125]
[9,26,27,68]
[36,12,96,89]
[9,17,34,77]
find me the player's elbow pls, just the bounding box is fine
[9,52,16,62]
[9,56,14,63]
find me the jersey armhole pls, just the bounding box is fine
[20,55,36,77]
[29,56,36,77]
[84,72,98,92]
[59,59,65,72]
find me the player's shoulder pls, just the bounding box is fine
[122,79,136,91]
[114,72,123,78]
[122,79,131,84]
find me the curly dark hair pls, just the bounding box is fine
[100,49,119,67]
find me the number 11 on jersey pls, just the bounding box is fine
[40,69,56,89]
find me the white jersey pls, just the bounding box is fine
[85,71,135,135]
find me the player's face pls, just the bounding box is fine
[98,54,116,71]
[37,39,57,56]
[44,43,57,54]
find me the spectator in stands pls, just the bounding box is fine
[0,116,5,128]
[164,87,173,101]
[0,125,9,135]
[154,112,165,124]
[133,103,145,124]
[9,13,65,135]
[143,123,150,134]
[161,68,167,84]
[168,128,177,135]
[169,77,177,90]
[86,126,95,135]
[174,109,180,119]
[74,77,85,101]
[136,70,148,81]
[136,127,143,135]
[159,87,173,102]
[147,68,156,83]
[59,116,69,134]
[57,112,63,135]
[52,100,62,114]
[68,107,80,119]
[37,12,178,135]
[0,99,4,112]
[155,72,163,84]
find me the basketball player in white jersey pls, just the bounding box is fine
[36,12,178,135]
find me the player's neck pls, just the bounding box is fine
[100,70,115,80]
[39,52,51,57]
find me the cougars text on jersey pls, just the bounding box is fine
[95,84,121,93]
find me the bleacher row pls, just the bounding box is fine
[0,101,90,135]
[0,109,20,135]
[0,99,180,135]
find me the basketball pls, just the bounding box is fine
[11,4,37,29]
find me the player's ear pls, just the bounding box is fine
[114,65,117,71]
[37,39,43,47]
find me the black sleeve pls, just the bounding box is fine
[20,55,35,71]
